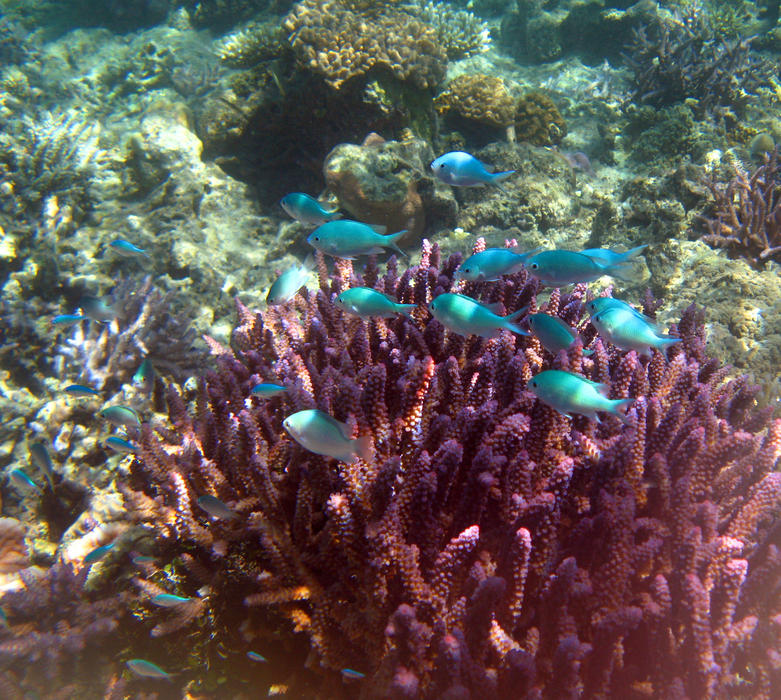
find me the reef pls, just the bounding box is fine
[435,74,516,130]
[121,241,781,698]
[700,151,781,269]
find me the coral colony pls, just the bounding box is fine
[0,1,780,699]
[116,239,780,698]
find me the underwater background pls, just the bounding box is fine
[0,0,780,698]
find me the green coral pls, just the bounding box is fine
[625,104,711,164]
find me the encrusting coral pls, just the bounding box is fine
[121,240,780,698]
[701,150,781,268]
[435,74,516,129]
[514,92,566,146]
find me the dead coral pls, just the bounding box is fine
[515,92,566,146]
[435,74,515,129]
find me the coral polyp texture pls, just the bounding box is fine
[514,92,566,146]
[123,241,781,698]
[435,74,516,129]
[701,151,781,268]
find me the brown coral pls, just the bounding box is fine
[515,92,567,146]
[434,74,516,129]
[284,0,447,90]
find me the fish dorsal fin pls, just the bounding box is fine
[484,302,503,314]
[369,224,387,234]
[337,419,353,440]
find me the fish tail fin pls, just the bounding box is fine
[353,434,373,462]
[504,305,529,322]
[491,170,515,183]
[387,229,408,258]
[612,398,634,424]
[397,304,417,319]
[505,321,531,337]
[621,244,648,261]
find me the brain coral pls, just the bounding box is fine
[284,0,486,90]
[515,92,567,146]
[435,74,515,128]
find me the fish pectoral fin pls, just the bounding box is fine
[352,434,373,462]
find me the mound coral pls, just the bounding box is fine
[435,74,516,129]
[514,92,566,146]
[123,241,780,697]
[701,151,781,268]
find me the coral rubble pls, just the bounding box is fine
[123,241,781,697]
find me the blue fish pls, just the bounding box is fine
[586,297,660,328]
[132,553,156,565]
[266,258,313,305]
[105,436,137,454]
[280,193,341,226]
[98,405,141,429]
[528,370,632,423]
[336,287,416,319]
[527,313,593,356]
[283,409,373,463]
[525,250,629,286]
[247,651,267,663]
[64,384,100,398]
[0,607,7,626]
[52,313,87,326]
[29,441,55,488]
[133,358,155,391]
[197,494,238,520]
[250,383,287,398]
[84,542,115,564]
[455,247,538,282]
[591,307,682,356]
[430,151,514,189]
[109,239,149,258]
[341,668,365,680]
[150,593,193,607]
[126,659,172,679]
[80,296,116,322]
[307,220,407,259]
[428,293,529,338]
[9,468,40,493]
[580,245,648,266]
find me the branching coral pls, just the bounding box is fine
[0,110,102,217]
[625,11,771,118]
[123,241,780,697]
[435,74,515,129]
[700,151,781,268]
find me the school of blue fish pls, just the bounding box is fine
[8,149,679,686]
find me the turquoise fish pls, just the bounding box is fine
[110,239,149,258]
[283,409,372,462]
[105,436,137,454]
[266,257,313,305]
[281,192,341,226]
[341,668,366,680]
[133,358,155,391]
[527,313,592,356]
[64,384,100,398]
[151,594,193,607]
[250,383,287,398]
[336,287,416,319]
[80,296,116,322]
[29,441,55,488]
[52,314,87,326]
[9,468,40,493]
[99,405,141,429]
[455,248,538,281]
[247,651,267,663]
[197,494,238,520]
[528,370,632,423]
[84,542,115,564]
[586,297,661,329]
[428,293,529,338]
[525,250,630,286]
[126,659,172,680]
[581,245,648,266]
[591,307,682,356]
[430,151,514,190]
[307,220,406,259]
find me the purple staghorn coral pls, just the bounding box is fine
[122,240,781,698]
[701,151,781,268]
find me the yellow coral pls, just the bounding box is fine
[284,0,447,89]
[515,92,567,146]
[434,74,515,128]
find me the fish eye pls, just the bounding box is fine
[530,380,537,387]
[463,267,471,273]
[439,163,446,169]
[531,263,538,269]
[314,236,320,241]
